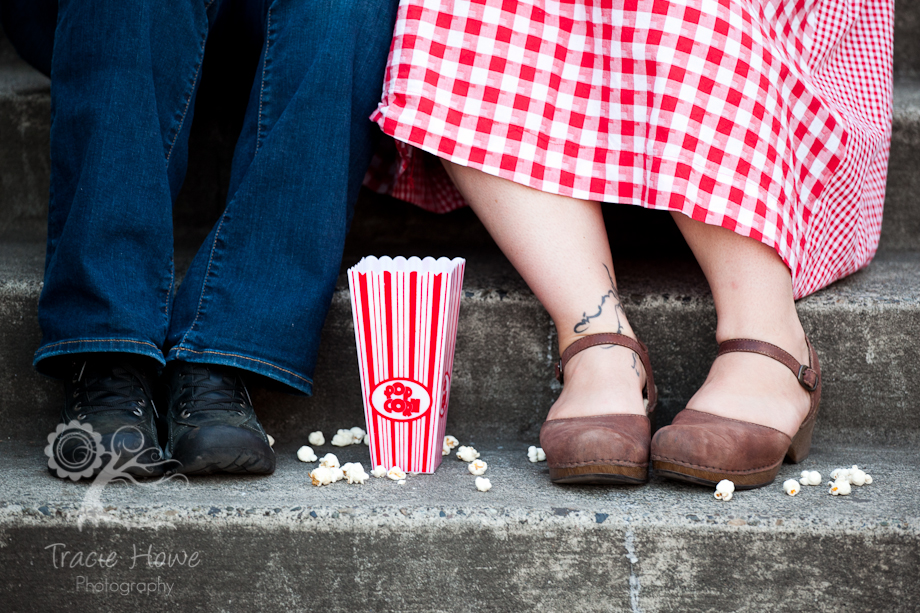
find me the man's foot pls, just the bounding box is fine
[163,362,275,475]
[684,333,812,438]
[50,357,164,479]
[545,341,648,421]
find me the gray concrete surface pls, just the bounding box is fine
[895,0,920,78]
[885,78,920,250]
[1,441,918,612]
[0,63,50,240]
[3,241,920,446]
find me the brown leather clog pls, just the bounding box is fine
[651,337,821,489]
[540,333,657,485]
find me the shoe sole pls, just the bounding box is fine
[652,460,778,490]
[549,464,648,485]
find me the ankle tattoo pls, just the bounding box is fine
[573,264,626,334]
[572,265,641,378]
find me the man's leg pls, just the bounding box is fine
[159,0,398,474]
[18,0,221,476]
[34,0,219,373]
[166,0,399,394]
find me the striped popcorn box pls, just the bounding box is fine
[348,256,465,474]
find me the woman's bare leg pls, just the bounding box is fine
[672,213,811,437]
[443,162,646,419]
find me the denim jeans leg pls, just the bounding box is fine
[32,0,220,376]
[165,0,399,394]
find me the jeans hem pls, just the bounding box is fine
[34,338,167,377]
[167,345,314,396]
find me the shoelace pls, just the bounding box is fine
[176,366,251,417]
[72,362,154,419]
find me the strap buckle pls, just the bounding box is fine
[797,365,818,392]
[554,360,563,384]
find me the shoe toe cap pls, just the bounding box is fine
[171,425,275,475]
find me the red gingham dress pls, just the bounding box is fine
[368,0,894,298]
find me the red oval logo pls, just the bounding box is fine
[371,379,431,421]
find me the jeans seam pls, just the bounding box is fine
[256,5,273,152]
[164,16,208,163]
[173,347,313,385]
[165,255,175,322]
[39,338,162,352]
[175,214,228,351]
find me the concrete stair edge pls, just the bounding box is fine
[1,440,918,612]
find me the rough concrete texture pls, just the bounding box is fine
[3,240,920,445]
[885,78,920,250]
[0,64,50,239]
[895,0,920,78]
[0,441,917,612]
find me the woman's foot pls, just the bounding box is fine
[684,331,811,439]
[669,213,815,440]
[541,332,657,484]
[546,340,648,421]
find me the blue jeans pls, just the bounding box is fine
[1,0,398,394]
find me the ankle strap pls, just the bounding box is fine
[555,333,657,410]
[717,338,819,392]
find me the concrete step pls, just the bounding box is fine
[1,439,918,611]
[2,234,919,447]
[896,0,920,78]
[1,43,919,251]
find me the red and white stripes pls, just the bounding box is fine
[349,257,465,473]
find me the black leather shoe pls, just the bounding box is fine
[163,362,275,475]
[48,357,165,479]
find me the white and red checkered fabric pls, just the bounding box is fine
[367,0,893,298]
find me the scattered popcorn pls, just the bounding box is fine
[296,446,318,463]
[387,466,407,481]
[799,470,822,486]
[830,465,874,486]
[397,479,407,485]
[267,434,275,447]
[309,465,334,486]
[829,479,852,496]
[468,460,488,476]
[527,446,546,463]
[783,479,800,496]
[308,431,325,446]
[714,479,735,501]
[442,435,460,456]
[319,453,340,469]
[456,446,480,462]
[331,429,354,447]
[350,426,366,443]
[344,463,370,484]
[475,477,492,492]
[371,466,387,478]
[363,434,370,446]
[329,467,345,483]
